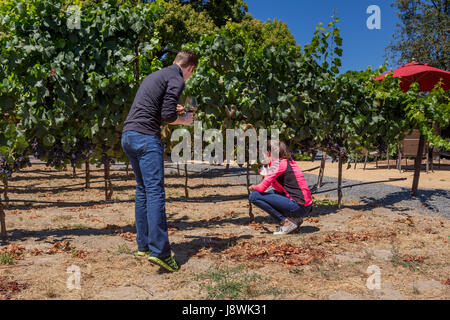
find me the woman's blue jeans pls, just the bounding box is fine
[249,190,311,223]
[121,131,171,258]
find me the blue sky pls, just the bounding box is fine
[245,0,401,73]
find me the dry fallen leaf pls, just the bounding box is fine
[0,276,29,300]
[222,240,325,267]
[116,232,136,242]
[424,228,438,234]
[402,254,426,263]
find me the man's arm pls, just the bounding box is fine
[161,77,185,123]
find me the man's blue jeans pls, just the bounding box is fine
[121,131,171,258]
[249,190,311,223]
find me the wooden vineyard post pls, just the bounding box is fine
[387,152,390,169]
[247,162,254,222]
[311,150,317,162]
[85,157,90,189]
[411,134,425,196]
[184,164,189,199]
[364,151,368,170]
[317,151,326,189]
[72,166,76,179]
[104,160,113,201]
[2,175,9,208]
[0,200,6,239]
[337,156,343,209]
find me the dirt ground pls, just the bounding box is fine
[0,163,449,300]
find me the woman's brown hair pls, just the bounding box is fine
[267,140,293,161]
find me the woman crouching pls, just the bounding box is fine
[249,141,313,235]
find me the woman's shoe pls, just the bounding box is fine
[293,218,303,230]
[273,218,298,235]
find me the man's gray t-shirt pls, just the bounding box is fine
[123,64,185,137]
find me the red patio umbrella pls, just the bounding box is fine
[373,62,450,92]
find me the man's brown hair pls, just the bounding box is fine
[173,50,199,68]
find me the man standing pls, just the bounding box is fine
[121,50,197,272]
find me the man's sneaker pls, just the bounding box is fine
[273,219,298,235]
[148,255,179,272]
[136,250,150,257]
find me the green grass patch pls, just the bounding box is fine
[194,265,290,300]
[390,246,421,271]
[313,198,338,206]
[0,252,15,265]
[111,244,134,256]
[195,265,262,300]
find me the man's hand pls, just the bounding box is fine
[177,104,185,114]
[170,111,194,125]
[248,185,255,192]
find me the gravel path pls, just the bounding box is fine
[163,163,450,219]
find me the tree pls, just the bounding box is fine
[234,16,299,49]
[178,0,248,27]
[386,0,449,70]
[154,0,217,65]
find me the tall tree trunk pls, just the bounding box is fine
[2,175,9,208]
[0,200,6,239]
[105,161,113,201]
[411,134,425,196]
[72,166,76,179]
[184,163,189,199]
[247,163,254,222]
[338,156,343,209]
[317,151,326,189]
[85,157,90,189]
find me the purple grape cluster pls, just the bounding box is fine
[0,156,12,178]
[46,141,67,168]
[69,139,95,168]
[0,151,31,178]
[100,144,115,166]
[320,138,348,161]
[13,152,31,171]
[30,138,46,159]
